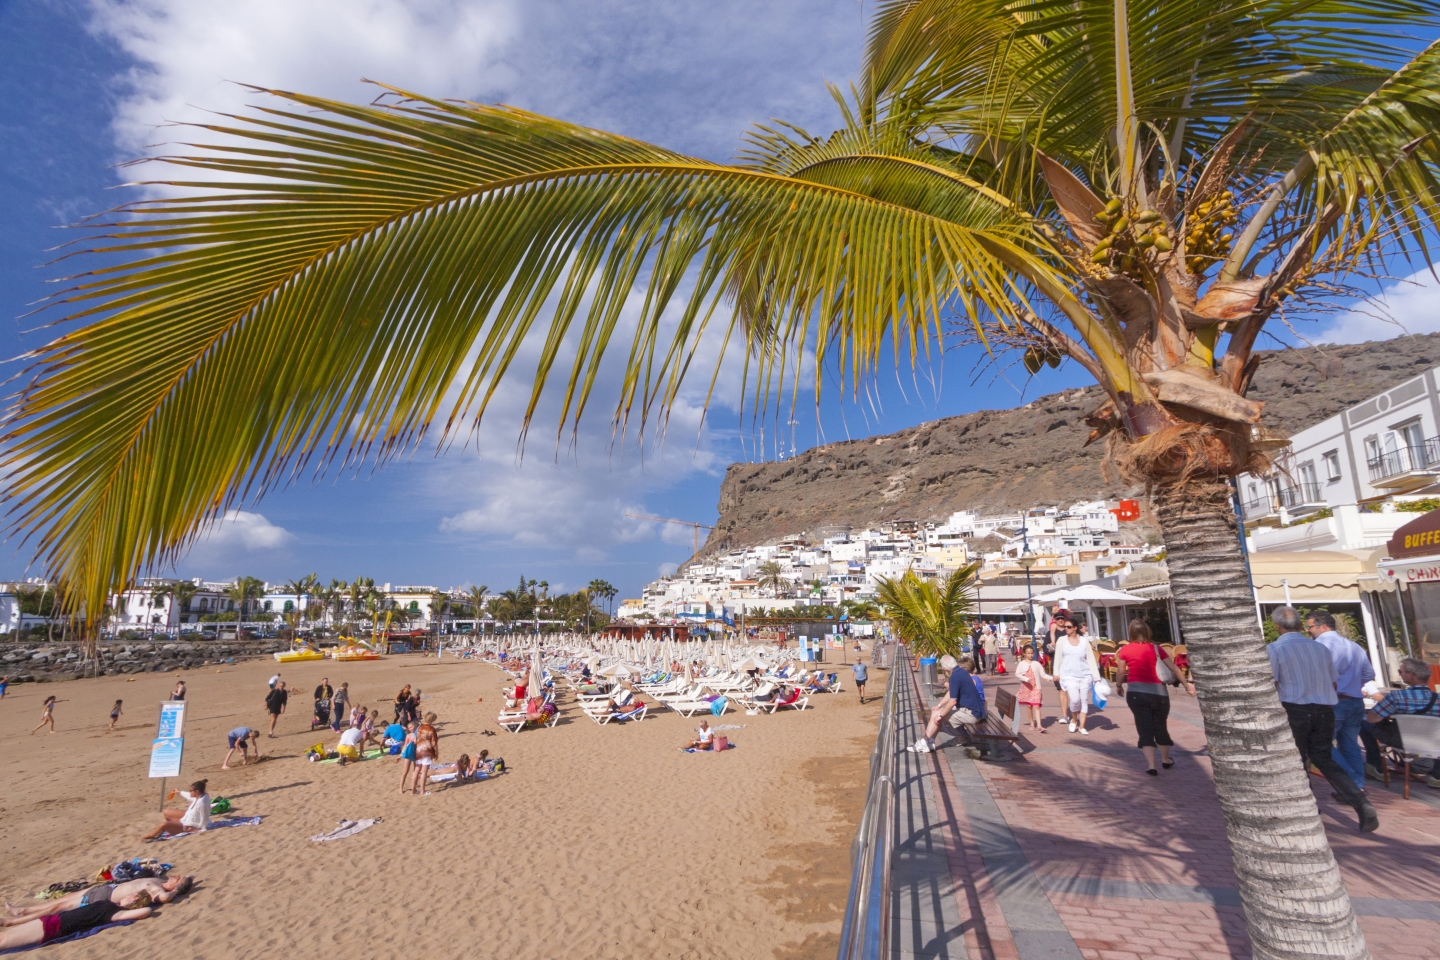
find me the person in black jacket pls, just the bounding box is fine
[265,681,288,737]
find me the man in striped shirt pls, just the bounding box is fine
[1267,607,1379,832]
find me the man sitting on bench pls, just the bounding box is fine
[909,655,986,753]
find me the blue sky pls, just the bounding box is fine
[1,1,1436,599]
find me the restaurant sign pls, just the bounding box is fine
[1379,561,1440,585]
[1386,508,1440,560]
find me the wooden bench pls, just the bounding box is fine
[960,687,1020,761]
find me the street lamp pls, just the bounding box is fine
[1016,526,1040,658]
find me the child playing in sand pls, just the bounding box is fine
[107,700,123,731]
[30,696,63,735]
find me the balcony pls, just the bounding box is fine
[1241,481,1326,525]
[1367,438,1440,489]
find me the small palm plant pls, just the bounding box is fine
[875,563,979,659]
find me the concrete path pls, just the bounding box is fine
[890,652,1440,960]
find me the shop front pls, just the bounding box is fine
[1370,508,1440,689]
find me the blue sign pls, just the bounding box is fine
[148,737,184,778]
[156,701,186,738]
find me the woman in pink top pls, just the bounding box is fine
[1014,646,1050,731]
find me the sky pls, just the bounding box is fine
[1,0,1438,600]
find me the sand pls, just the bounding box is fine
[0,652,879,959]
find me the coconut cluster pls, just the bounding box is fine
[1183,192,1237,275]
[1089,199,1173,279]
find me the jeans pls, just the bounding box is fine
[1283,702,1370,813]
[1331,696,1365,789]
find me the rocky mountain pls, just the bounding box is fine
[704,334,1440,555]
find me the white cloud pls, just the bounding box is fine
[87,0,517,156]
[1316,269,1440,344]
[196,510,295,551]
[657,561,679,577]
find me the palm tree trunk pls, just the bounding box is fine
[1152,477,1367,960]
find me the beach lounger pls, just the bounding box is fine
[666,698,727,718]
[496,707,561,733]
[586,704,647,725]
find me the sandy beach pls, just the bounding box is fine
[0,653,877,959]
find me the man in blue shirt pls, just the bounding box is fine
[1268,607,1378,832]
[851,660,869,704]
[1305,610,1374,791]
[1363,656,1440,787]
[908,656,985,753]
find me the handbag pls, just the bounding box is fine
[713,735,729,752]
[1154,644,1177,685]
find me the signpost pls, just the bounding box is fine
[149,700,187,810]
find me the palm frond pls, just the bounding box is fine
[875,563,979,657]
[3,88,1051,622]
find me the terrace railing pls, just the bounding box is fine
[836,647,901,960]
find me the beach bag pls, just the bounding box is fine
[713,736,729,752]
[210,797,232,815]
[1153,644,1177,685]
[1090,681,1108,712]
[994,657,1007,675]
[710,697,728,716]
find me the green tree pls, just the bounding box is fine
[875,563,978,658]
[756,561,791,598]
[225,576,265,624]
[10,3,1440,952]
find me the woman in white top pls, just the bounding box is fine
[1051,621,1101,734]
[142,780,211,840]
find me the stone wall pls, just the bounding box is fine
[0,637,292,682]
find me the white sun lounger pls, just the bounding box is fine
[586,704,648,725]
[666,698,727,718]
[496,708,561,733]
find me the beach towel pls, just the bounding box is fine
[309,818,381,842]
[428,771,494,783]
[152,816,263,840]
[680,743,738,754]
[319,748,383,764]
[0,920,136,953]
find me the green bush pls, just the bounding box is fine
[1396,498,1440,513]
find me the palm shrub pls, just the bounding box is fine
[7,1,1440,954]
[876,563,979,658]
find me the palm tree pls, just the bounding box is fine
[875,564,978,659]
[428,590,451,637]
[7,4,1439,952]
[756,561,791,598]
[172,580,199,627]
[463,585,488,631]
[282,573,320,624]
[225,576,265,626]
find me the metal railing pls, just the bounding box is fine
[1241,481,1325,521]
[836,647,902,960]
[1368,438,1440,482]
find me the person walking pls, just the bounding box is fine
[170,680,186,701]
[1015,645,1049,731]
[107,700,124,732]
[1304,610,1372,794]
[851,660,869,704]
[982,628,999,676]
[1115,620,1195,774]
[30,696,62,734]
[1052,620,1101,734]
[1267,606,1378,832]
[265,680,288,737]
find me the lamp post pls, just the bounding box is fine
[1016,525,1040,659]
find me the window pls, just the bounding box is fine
[1322,450,1341,482]
[1365,436,1380,465]
[1399,419,1426,450]
[1298,461,1318,495]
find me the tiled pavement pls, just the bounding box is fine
[890,654,1440,960]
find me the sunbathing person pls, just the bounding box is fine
[142,780,210,840]
[774,686,801,707]
[683,720,715,751]
[0,901,154,950]
[4,876,192,924]
[804,674,834,692]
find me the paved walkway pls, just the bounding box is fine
[891,653,1440,960]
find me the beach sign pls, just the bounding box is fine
[149,700,187,780]
[148,737,184,778]
[156,700,186,738]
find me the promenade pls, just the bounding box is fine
[890,653,1440,960]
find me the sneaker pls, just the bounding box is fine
[1364,763,1384,782]
[907,738,932,754]
[1068,720,1078,733]
[1079,727,1089,736]
[1358,804,1379,833]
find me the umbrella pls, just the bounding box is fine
[1031,584,1147,606]
[597,662,634,678]
[527,649,544,702]
[735,655,769,673]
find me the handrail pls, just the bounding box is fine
[837,647,903,960]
